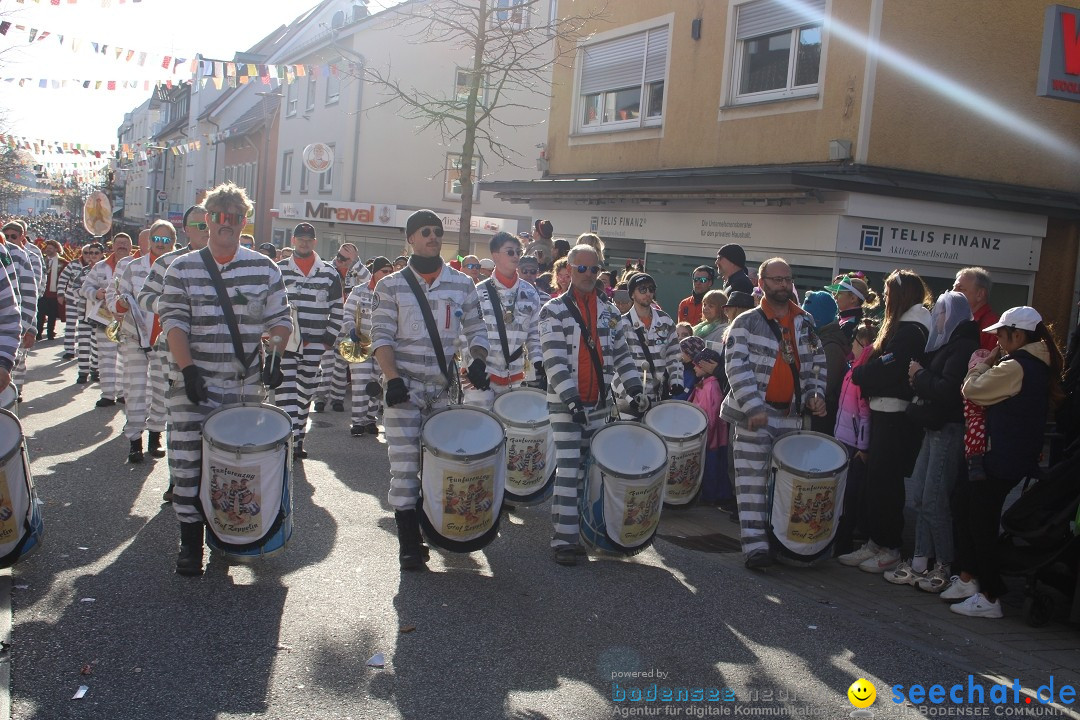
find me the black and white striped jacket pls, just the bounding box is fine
[278,253,343,349]
[0,257,21,370]
[618,304,681,400]
[1,242,37,334]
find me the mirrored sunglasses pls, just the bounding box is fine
[693,276,712,284]
[207,211,246,226]
[185,222,208,231]
[150,235,174,244]
[463,263,481,270]
[574,265,601,274]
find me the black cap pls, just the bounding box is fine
[627,273,655,295]
[717,243,747,268]
[406,209,442,238]
[292,222,316,238]
[368,256,393,274]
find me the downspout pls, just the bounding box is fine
[348,53,365,203]
[207,116,221,186]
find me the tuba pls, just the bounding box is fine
[337,299,372,363]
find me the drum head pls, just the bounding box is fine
[0,384,17,411]
[203,404,292,453]
[591,422,667,479]
[422,407,503,459]
[772,431,847,478]
[492,387,548,428]
[644,401,707,440]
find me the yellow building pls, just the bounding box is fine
[486,0,1080,335]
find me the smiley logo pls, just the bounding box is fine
[848,678,876,708]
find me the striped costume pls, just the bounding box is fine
[24,243,44,291]
[614,304,681,410]
[57,260,85,356]
[540,290,642,549]
[82,257,124,401]
[3,242,38,390]
[342,280,381,427]
[462,276,542,408]
[109,255,167,441]
[0,253,21,373]
[158,247,291,524]
[276,254,343,443]
[720,305,826,559]
[314,266,364,407]
[370,265,488,511]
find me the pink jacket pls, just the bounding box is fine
[834,345,872,450]
[689,375,728,450]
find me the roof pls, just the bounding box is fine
[224,95,281,137]
[482,163,1080,219]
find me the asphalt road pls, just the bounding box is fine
[9,341,969,720]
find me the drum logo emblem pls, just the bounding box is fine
[620,480,663,545]
[440,468,495,538]
[0,470,17,543]
[208,464,263,536]
[506,437,547,490]
[786,478,836,544]
[665,450,702,501]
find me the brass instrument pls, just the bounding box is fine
[337,299,372,363]
[105,317,124,343]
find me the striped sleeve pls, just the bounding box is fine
[611,310,642,396]
[661,316,682,383]
[539,299,578,407]
[0,264,20,371]
[460,281,488,358]
[724,317,766,419]
[9,247,37,334]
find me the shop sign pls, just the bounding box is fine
[394,210,515,236]
[1037,5,1080,103]
[837,217,1040,270]
[279,201,398,226]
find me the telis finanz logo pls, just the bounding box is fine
[861,225,883,253]
[590,216,599,233]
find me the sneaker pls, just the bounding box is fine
[351,423,366,437]
[940,576,980,602]
[837,541,881,567]
[916,563,951,594]
[858,548,901,573]
[883,559,924,586]
[95,397,116,408]
[949,592,1002,619]
[331,400,344,412]
[553,547,578,566]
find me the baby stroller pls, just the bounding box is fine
[998,440,1080,627]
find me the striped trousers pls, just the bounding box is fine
[94,326,120,400]
[63,309,78,355]
[315,350,349,404]
[384,377,449,511]
[168,381,264,523]
[76,320,98,376]
[349,357,381,425]
[549,402,609,548]
[275,345,325,441]
[120,344,168,440]
[732,414,803,557]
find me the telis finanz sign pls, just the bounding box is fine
[1037,4,1080,102]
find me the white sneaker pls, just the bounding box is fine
[940,575,980,601]
[858,548,901,573]
[916,563,950,593]
[949,592,1003,618]
[884,559,925,586]
[837,541,880,567]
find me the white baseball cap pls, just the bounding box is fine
[479,258,495,270]
[983,306,1042,333]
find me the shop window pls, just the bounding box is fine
[280,151,293,192]
[577,24,668,133]
[732,0,824,105]
[445,153,481,201]
[318,144,335,193]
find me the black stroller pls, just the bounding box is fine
[998,440,1080,627]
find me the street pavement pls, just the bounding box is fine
[4,341,1079,720]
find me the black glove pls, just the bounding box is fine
[365,380,383,398]
[385,378,409,407]
[262,352,284,388]
[181,365,208,405]
[628,390,650,417]
[669,383,684,397]
[567,399,587,426]
[533,360,547,391]
[467,358,490,391]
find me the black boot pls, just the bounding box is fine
[176,522,204,576]
[127,438,144,464]
[75,373,88,384]
[147,431,166,458]
[293,440,308,459]
[89,370,100,382]
[394,510,429,570]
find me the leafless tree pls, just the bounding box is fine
[360,0,603,256]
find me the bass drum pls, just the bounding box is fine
[579,422,668,555]
[768,431,848,565]
[0,409,43,568]
[419,406,506,553]
[492,387,555,506]
[643,400,707,508]
[0,383,17,416]
[200,403,293,561]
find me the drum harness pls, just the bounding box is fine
[625,311,669,403]
[481,278,525,385]
[199,248,264,402]
[401,267,461,410]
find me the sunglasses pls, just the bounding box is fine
[241,242,254,248]
[335,254,351,263]
[463,263,481,270]
[207,211,246,226]
[3,233,19,240]
[635,286,656,294]
[693,277,712,284]
[185,222,208,231]
[420,227,444,238]
[150,235,174,244]
[574,265,601,274]
[499,248,521,257]
[518,268,539,275]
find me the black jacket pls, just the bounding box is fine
[811,321,850,435]
[910,320,980,429]
[851,309,931,402]
[723,269,754,296]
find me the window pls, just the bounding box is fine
[318,144,335,193]
[280,151,293,192]
[454,68,487,106]
[299,163,309,193]
[286,81,298,116]
[732,0,824,104]
[306,76,316,112]
[326,60,342,105]
[577,25,668,133]
[494,0,528,30]
[444,153,480,200]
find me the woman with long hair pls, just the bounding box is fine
[838,270,932,573]
[944,308,1064,618]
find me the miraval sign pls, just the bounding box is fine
[1037,4,1080,103]
[278,201,398,226]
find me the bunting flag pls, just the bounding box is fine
[13,0,144,6]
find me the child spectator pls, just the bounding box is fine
[688,347,733,509]
[675,322,694,341]
[676,336,705,401]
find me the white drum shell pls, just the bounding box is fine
[768,431,848,558]
[0,409,41,565]
[0,384,17,415]
[644,401,708,507]
[493,388,555,505]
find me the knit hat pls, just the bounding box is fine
[801,290,838,328]
[368,256,392,274]
[292,222,316,238]
[627,272,655,295]
[406,209,442,238]
[680,336,706,358]
[716,243,746,269]
[693,348,722,366]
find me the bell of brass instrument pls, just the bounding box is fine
[105,317,124,343]
[337,301,372,363]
